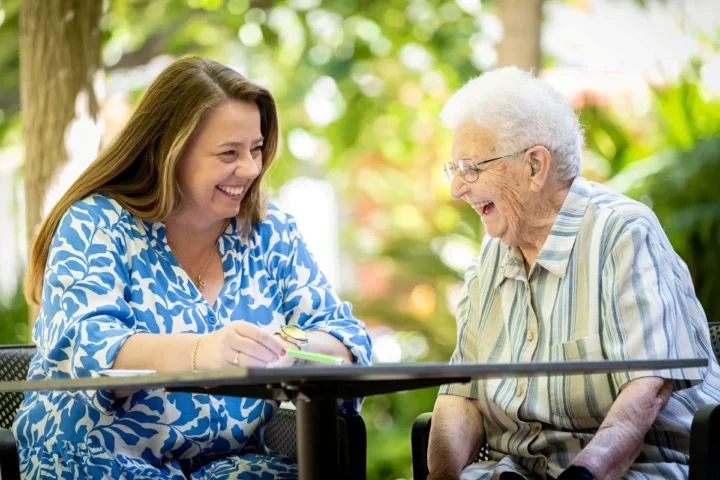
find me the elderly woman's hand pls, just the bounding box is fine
[194,322,287,369]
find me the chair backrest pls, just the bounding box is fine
[263,407,366,480]
[0,345,35,429]
[707,323,720,361]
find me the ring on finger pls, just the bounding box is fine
[233,352,240,365]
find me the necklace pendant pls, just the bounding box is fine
[197,277,205,292]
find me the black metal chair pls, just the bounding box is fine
[689,322,720,480]
[0,345,367,480]
[0,345,29,480]
[411,322,720,480]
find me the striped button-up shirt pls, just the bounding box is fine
[440,176,720,480]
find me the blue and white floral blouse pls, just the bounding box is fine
[12,194,372,479]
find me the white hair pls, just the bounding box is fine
[440,67,583,181]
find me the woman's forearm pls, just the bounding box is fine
[114,333,199,372]
[569,376,672,480]
[110,333,199,400]
[115,329,353,371]
[306,331,354,363]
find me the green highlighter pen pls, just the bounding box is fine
[284,348,345,365]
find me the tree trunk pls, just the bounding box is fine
[496,0,543,72]
[20,0,102,326]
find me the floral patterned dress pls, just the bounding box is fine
[12,194,372,479]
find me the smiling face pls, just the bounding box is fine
[449,121,533,246]
[175,100,264,229]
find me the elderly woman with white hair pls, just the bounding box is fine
[428,67,720,480]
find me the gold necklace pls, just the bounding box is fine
[166,220,229,292]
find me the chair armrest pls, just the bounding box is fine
[0,427,20,480]
[412,412,433,480]
[690,403,720,480]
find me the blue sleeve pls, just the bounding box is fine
[35,199,136,414]
[275,213,373,414]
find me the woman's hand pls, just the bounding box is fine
[194,322,287,369]
[266,335,302,368]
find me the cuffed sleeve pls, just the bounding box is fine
[601,218,706,393]
[36,200,136,414]
[276,214,372,414]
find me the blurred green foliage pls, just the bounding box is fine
[597,76,720,325]
[0,2,485,477]
[0,281,29,345]
[0,1,719,479]
[637,139,720,323]
[580,70,720,325]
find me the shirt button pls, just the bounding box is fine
[207,312,217,324]
[530,424,541,436]
[527,330,535,341]
[538,457,546,469]
[516,385,525,397]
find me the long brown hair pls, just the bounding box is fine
[25,57,280,306]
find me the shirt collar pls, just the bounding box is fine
[495,176,593,286]
[495,245,526,288]
[535,176,593,277]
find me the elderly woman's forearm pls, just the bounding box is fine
[428,395,485,478]
[570,377,672,479]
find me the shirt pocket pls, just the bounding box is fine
[548,334,614,428]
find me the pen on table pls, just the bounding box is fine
[284,349,345,365]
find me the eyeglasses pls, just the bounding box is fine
[443,148,530,183]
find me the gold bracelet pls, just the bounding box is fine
[191,336,202,371]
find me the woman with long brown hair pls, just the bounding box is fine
[13,57,372,479]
